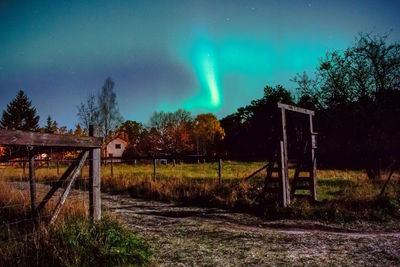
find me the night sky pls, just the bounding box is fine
[1,0,399,129]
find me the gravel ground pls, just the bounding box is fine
[8,182,399,266]
[101,195,400,266]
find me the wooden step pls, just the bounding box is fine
[293,193,312,198]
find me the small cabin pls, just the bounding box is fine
[106,137,128,158]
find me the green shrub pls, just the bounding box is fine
[0,216,152,267]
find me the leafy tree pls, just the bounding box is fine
[148,109,193,154]
[119,120,149,157]
[293,33,400,179]
[193,113,225,155]
[74,124,83,136]
[58,126,67,135]
[45,115,53,133]
[51,121,59,134]
[221,85,294,157]
[1,90,40,131]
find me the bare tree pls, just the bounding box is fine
[98,77,123,156]
[77,93,98,132]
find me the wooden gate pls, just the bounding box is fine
[0,125,102,223]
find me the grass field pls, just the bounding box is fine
[1,161,399,222]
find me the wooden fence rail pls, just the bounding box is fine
[0,125,102,222]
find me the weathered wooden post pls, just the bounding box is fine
[110,154,114,178]
[89,125,101,221]
[153,158,157,181]
[310,114,317,201]
[280,106,290,207]
[28,147,37,215]
[56,160,60,175]
[22,161,26,177]
[218,158,222,184]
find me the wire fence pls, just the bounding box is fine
[0,155,91,254]
[0,155,272,255]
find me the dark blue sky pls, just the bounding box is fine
[1,0,400,129]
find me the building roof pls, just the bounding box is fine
[106,136,128,146]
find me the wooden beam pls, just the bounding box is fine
[218,159,222,184]
[278,102,315,116]
[309,114,317,201]
[89,125,101,221]
[0,129,102,148]
[244,164,268,181]
[50,151,89,224]
[279,141,288,207]
[28,148,37,216]
[280,108,290,206]
[36,153,86,214]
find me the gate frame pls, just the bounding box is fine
[0,125,102,222]
[278,103,317,206]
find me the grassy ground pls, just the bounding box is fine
[1,161,399,222]
[0,181,152,266]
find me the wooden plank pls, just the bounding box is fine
[218,159,222,183]
[36,154,85,213]
[28,148,37,216]
[0,129,102,148]
[280,109,290,206]
[309,114,317,201]
[153,158,157,181]
[244,164,268,181]
[280,141,288,207]
[278,102,315,116]
[50,151,89,224]
[89,125,101,221]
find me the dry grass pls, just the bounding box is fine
[1,162,399,222]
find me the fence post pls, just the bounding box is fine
[56,161,60,175]
[153,158,157,181]
[28,147,37,216]
[22,161,26,177]
[110,155,114,178]
[218,158,222,184]
[89,125,101,221]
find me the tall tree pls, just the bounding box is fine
[98,77,123,138]
[148,109,193,154]
[74,124,83,136]
[45,115,53,133]
[1,90,40,131]
[77,93,98,130]
[193,113,225,155]
[119,120,150,157]
[293,33,400,179]
[51,121,59,134]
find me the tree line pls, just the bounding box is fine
[1,32,399,179]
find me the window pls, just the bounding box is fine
[115,144,121,149]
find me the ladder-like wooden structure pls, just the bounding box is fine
[262,103,317,207]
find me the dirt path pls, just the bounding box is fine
[101,194,400,266]
[8,182,399,266]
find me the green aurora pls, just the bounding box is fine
[1,0,400,127]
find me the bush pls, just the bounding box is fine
[0,216,152,267]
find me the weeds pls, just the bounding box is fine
[1,162,399,222]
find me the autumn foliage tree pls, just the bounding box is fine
[148,109,194,155]
[193,113,225,155]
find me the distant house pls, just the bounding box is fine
[105,137,128,158]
